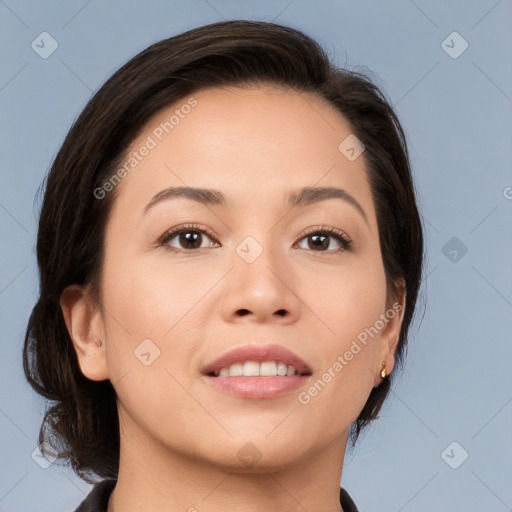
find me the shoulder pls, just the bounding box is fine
[74,479,116,512]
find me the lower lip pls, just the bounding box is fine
[203,375,311,399]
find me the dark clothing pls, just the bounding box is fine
[75,479,114,512]
[74,478,359,511]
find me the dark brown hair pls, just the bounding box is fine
[23,20,424,483]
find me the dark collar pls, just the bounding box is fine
[340,486,360,511]
[75,479,359,511]
[74,479,115,512]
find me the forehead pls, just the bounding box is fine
[109,84,374,220]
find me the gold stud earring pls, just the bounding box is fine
[380,362,387,379]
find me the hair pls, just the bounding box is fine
[23,19,424,483]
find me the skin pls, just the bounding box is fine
[61,84,405,512]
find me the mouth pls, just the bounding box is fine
[201,343,312,376]
[200,344,312,399]
[206,361,310,378]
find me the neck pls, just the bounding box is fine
[107,413,348,512]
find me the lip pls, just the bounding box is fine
[203,375,311,399]
[200,344,313,400]
[200,344,312,376]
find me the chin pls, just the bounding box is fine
[189,435,311,474]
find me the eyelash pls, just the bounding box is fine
[158,223,353,254]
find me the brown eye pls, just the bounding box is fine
[306,233,331,251]
[296,227,352,253]
[173,231,204,250]
[160,225,219,252]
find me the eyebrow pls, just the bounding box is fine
[144,185,368,224]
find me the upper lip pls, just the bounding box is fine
[201,344,312,376]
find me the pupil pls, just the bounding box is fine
[310,234,328,250]
[181,232,201,249]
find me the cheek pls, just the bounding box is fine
[301,249,387,348]
[296,255,387,415]
[101,253,218,338]
[328,270,387,343]
[99,248,224,400]
[99,255,208,435]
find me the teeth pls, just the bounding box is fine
[215,361,301,377]
[229,363,243,376]
[243,361,260,376]
[277,362,287,376]
[260,361,277,376]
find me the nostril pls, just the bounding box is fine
[275,309,286,316]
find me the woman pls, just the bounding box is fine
[23,20,423,512]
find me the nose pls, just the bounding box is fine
[220,238,301,325]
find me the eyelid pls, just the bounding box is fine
[297,225,351,243]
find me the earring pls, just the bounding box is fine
[97,340,103,347]
[380,362,387,379]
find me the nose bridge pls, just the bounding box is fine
[221,229,300,322]
[234,231,286,293]
[229,203,283,278]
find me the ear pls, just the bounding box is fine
[60,284,110,381]
[374,279,406,386]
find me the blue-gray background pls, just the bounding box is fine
[1,1,511,511]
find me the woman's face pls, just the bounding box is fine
[73,85,404,471]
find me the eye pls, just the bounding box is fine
[158,224,352,254]
[295,226,353,253]
[159,224,219,252]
